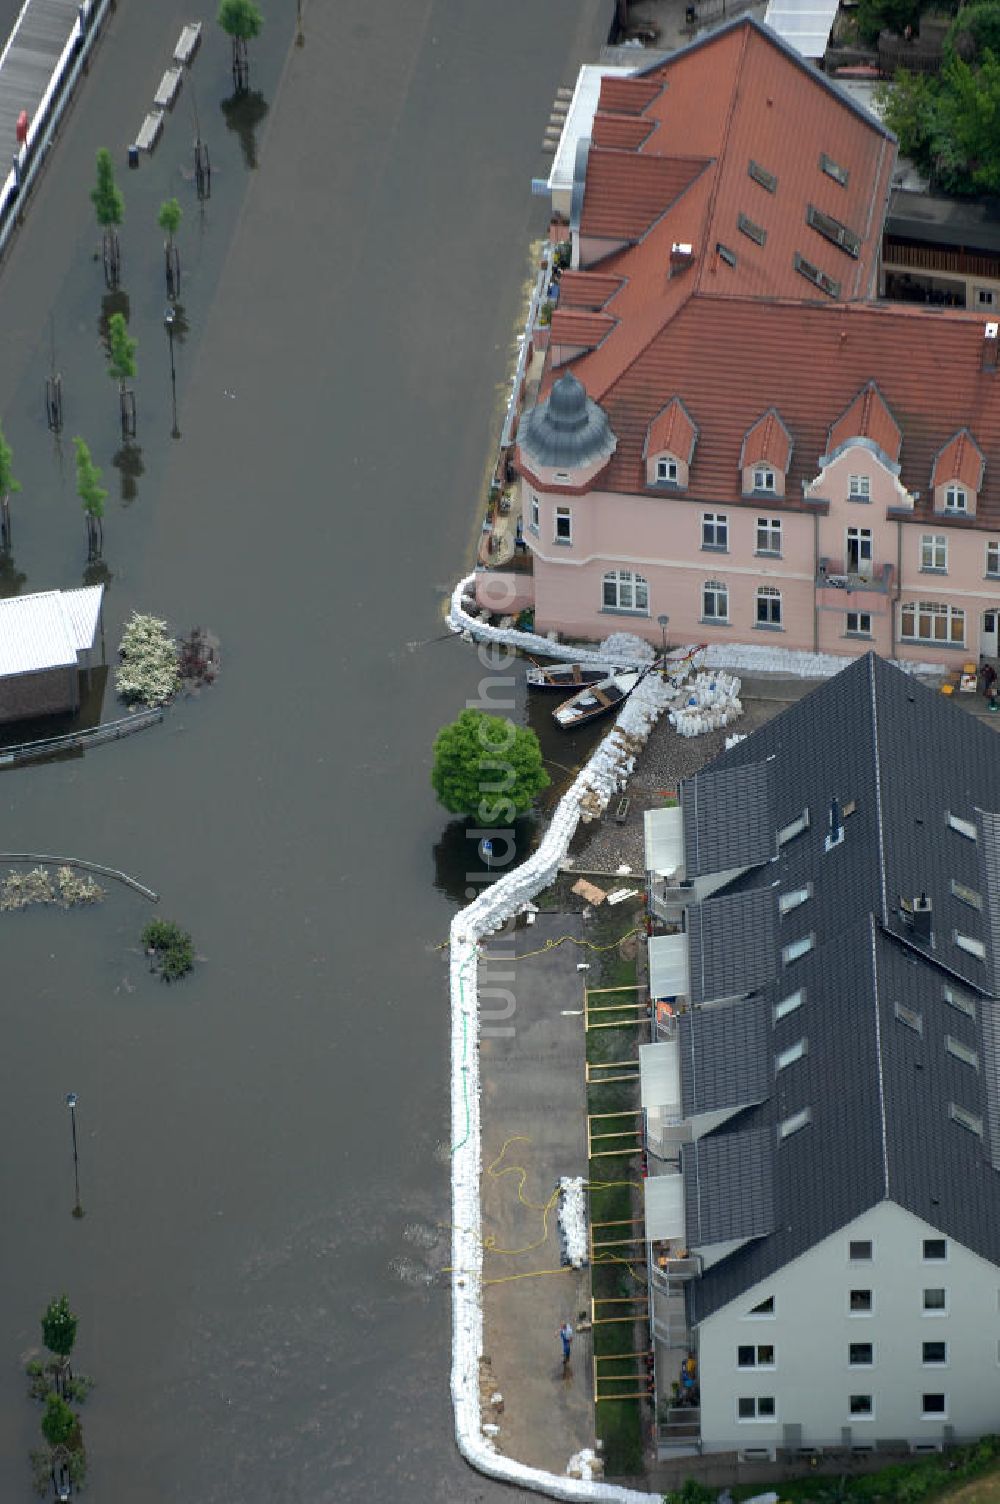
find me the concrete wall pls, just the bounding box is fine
[697,1201,1000,1453]
[0,665,78,725]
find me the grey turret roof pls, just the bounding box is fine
[518,372,617,471]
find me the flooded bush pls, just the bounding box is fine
[1,867,104,912]
[141,919,194,982]
[116,612,181,707]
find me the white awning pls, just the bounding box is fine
[644,804,684,878]
[763,0,839,59]
[648,933,689,1000]
[644,1171,686,1242]
[640,1040,681,1115]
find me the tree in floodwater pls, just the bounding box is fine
[431,708,549,821]
[90,148,124,289]
[73,438,107,559]
[106,312,137,440]
[218,0,263,92]
[0,420,21,550]
[40,1296,77,1397]
[158,197,182,298]
[40,1394,77,1450]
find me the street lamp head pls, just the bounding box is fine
[657,614,669,629]
[65,1092,77,1109]
[163,307,176,332]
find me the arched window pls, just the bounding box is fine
[703,580,728,622]
[602,570,649,613]
[756,585,782,627]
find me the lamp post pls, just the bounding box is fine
[657,614,670,675]
[66,1093,83,1219]
[163,306,179,439]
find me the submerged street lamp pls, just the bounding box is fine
[163,306,179,439]
[66,1092,83,1219]
[657,614,670,674]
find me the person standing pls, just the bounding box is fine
[559,1321,573,1371]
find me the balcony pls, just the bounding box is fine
[816,559,894,596]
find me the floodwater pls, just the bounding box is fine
[0,1,610,1500]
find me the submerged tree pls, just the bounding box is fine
[157,197,182,298]
[0,420,21,549]
[40,1296,78,1396]
[40,1394,77,1450]
[431,708,549,822]
[73,437,107,559]
[90,148,124,288]
[107,311,137,440]
[218,0,263,92]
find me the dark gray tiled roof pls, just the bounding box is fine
[687,889,777,1004]
[518,372,617,470]
[683,1128,775,1247]
[677,654,1000,1325]
[681,761,776,877]
[679,996,770,1116]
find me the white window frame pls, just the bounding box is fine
[778,809,809,845]
[849,1288,874,1316]
[955,931,986,960]
[900,601,965,647]
[922,1239,948,1263]
[702,512,729,550]
[782,934,814,965]
[702,579,729,623]
[846,611,872,637]
[756,585,782,628]
[950,878,982,911]
[849,474,870,501]
[776,1038,808,1071]
[753,466,776,492]
[737,1396,776,1422]
[779,885,812,916]
[920,534,948,572]
[944,983,976,1019]
[529,494,540,533]
[945,1035,979,1069]
[779,1107,811,1140]
[849,1341,875,1367]
[849,1394,875,1420]
[773,989,805,1022]
[736,1343,776,1369]
[987,540,1000,577]
[922,1393,948,1419]
[950,1101,984,1135]
[656,456,679,484]
[849,1240,873,1262]
[756,517,782,555]
[922,1287,948,1316]
[922,1340,948,1367]
[602,569,649,614]
[745,1296,776,1319]
[978,288,996,308]
[945,485,968,513]
[554,506,572,544]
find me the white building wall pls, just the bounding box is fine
[696,1200,1000,1453]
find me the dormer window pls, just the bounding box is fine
[754,467,776,492]
[656,457,679,484]
[945,485,968,513]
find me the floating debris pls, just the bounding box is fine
[178,626,220,693]
[1,865,105,911]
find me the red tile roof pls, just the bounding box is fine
[557,270,623,310]
[580,151,709,241]
[550,308,615,350]
[741,409,793,471]
[645,397,699,464]
[591,112,656,151]
[598,76,665,115]
[931,429,985,490]
[826,382,902,463]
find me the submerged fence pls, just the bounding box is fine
[0,707,163,768]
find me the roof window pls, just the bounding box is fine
[895,1001,923,1035]
[778,808,809,846]
[955,931,986,961]
[820,152,850,187]
[774,988,805,1022]
[717,242,737,269]
[945,1035,979,1069]
[779,1107,812,1140]
[793,253,841,299]
[738,212,767,247]
[943,984,976,1021]
[951,879,982,910]
[776,1038,808,1071]
[947,812,977,841]
[949,1102,984,1136]
[806,204,860,258]
[779,885,812,916]
[782,934,814,965]
[749,160,778,194]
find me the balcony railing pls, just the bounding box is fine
[651,1257,701,1289]
[817,559,893,594]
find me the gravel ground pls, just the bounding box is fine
[568,695,787,875]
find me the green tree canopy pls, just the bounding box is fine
[431,708,549,822]
[0,421,20,499]
[73,438,107,522]
[856,0,924,46]
[157,198,182,242]
[218,0,263,41]
[881,52,1000,194]
[106,312,137,384]
[946,3,1000,65]
[41,1295,77,1360]
[90,148,123,228]
[40,1393,77,1449]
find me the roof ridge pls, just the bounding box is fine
[869,913,891,1199]
[694,24,751,298]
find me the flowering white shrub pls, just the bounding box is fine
[115,612,181,707]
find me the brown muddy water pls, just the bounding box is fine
[0,1,610,1500]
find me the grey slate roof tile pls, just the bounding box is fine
[679,996,770,1116]
[683,1127,775,1246]
[687,889,777,1004]
[681,761,777,877]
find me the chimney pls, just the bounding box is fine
[670,242,695,277]
[911,892,933,943]
[983,321,999,372]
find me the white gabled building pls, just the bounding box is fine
[0,586,103,725]
[642,653,1000,1459]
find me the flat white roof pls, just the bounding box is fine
[547,63,635,194]
[763,0,838,59]
[640,1039,682,1114]
[648,933,689,1001]
[644,1171,686,1242]
[0,586,103,677]
[645,804,684,878]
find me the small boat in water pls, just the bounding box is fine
[526,660,622,692]
[552,670,643,728]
